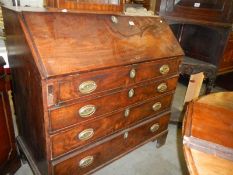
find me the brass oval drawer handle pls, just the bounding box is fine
[111,16,118,24]
[79,81,97,94]
[152,102,162,111]
[150,123,160,133]
[128,89,134,98]
[157,83,167,93]
[79,156,94,168]
[129,68,136,79]
[159,64,170,75]
[124,108,130,117]
[78,128,94,141]
[79,105,96,118]
[124,132,128,139]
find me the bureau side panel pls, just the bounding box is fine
[2,8,49,175]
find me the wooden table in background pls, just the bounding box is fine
[183,92,233,175]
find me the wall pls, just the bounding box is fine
[0,0,43,7]
[19,0,44,7]
[0,0,44,68]
[1,0,12,6]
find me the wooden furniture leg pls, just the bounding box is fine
[205,75,216,94]
[156,131,168,148]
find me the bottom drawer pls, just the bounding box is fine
[52,113,170,175]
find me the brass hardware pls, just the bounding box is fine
[79,81,97,94]
[124,108,130,117]
[124,132,128,139]
[128,89,134,98]
[79,105,96,118]
[152,102,162,111]
[78,128,94,141]
[159,65,170,75]
[157,83,167,93]
[150,123,160,133]
[111,16,118,24]
[79,156,94,168]
[129,20,135,26]
[47,85,54,106]
[129,69,136,79]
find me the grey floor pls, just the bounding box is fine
[14,82,225,175]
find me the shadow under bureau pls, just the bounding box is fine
[2,6,183,175]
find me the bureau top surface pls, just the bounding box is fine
[19,10,183,78]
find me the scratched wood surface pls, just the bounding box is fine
[22,12,183,78]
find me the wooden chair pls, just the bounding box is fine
[170,23,228,96]
[169,23,221,122]
[180,56,216,95]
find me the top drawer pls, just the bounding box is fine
[56,57,180,103]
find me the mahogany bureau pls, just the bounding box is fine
[2,6,183,175]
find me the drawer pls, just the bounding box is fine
[50,94,173,157]
[58,58,180,102]
[52,113,170,175]
[49,76,178,130]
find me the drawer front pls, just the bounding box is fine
[51,94,173,157]
[50,76,178,131]
[58,58,180,102]
[52,113,170,175]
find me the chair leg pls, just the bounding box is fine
[205,77,216,94]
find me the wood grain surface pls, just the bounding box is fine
[3,6,183,175]
[22,12,183,78]
[183,92,233,175]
